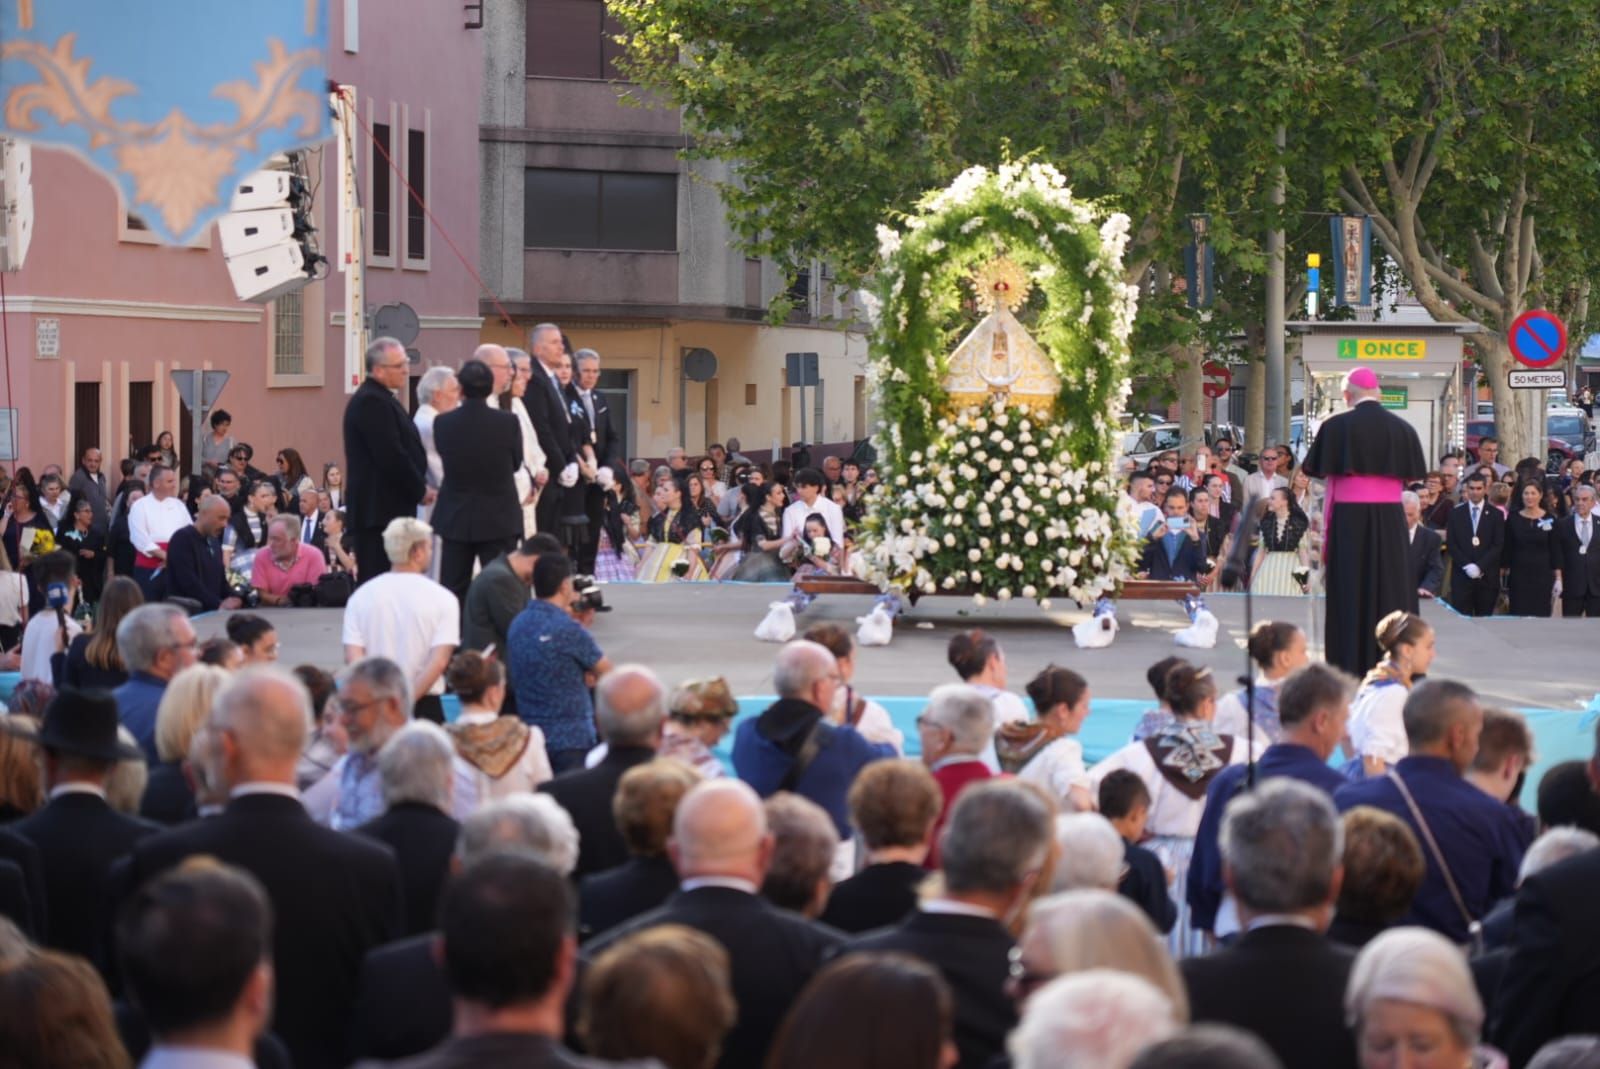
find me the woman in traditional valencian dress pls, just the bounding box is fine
[1212,621,1308,744]
[1252,488,1312,596]
[1344,611,1435,780]
[1091,663,1258,958]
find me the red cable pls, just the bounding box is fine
[337,87,517,329]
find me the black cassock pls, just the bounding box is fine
[1301,399,1426,677]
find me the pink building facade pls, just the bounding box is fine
[0,1,483,480]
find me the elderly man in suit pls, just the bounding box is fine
[526,324,576,536]
[1403,490,1445,602]
[68,446,111,530]
[7,688,156,972]
[430,357,523,603]
[585,778,842,1069]
[843,779,1055,1069]
[573,348,621,572]
[412,365,460,528]
[1182,779,1357,1069]
[343,337,429,586]
[124,667,403,1069]
[1553,484,1600,617]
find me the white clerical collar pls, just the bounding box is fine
[680,876,758,895]
[50,782,106,800]
[921,898,999,920]
[230,782,302,801]
[1245,913,1318,932]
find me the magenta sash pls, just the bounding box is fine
[1322,475,1404,563]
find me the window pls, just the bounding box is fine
[526,0,626,80]
[371,121,392,258]
[273,291,305,375]
[523,169,676,251]
[787,267,812,309]
[406,127,426,262]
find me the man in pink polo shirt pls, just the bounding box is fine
[251,513,327,607]
[1301,367,1426,676]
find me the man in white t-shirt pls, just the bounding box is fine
[342,517,459,723]
[127,465,192,597]
[781,467,847,550]
[1126,470,1163,538]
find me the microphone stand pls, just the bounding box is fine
[1219,494,1269,788]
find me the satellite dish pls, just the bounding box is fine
[683,347,718,382]
[372,302,421,345]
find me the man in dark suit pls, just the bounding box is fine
[430,358,524,602]
[7,688,157,971]
[0,829,45,940]
[1444,473,1505,616]
[1404,490,1445,602]
[351,853,613,1069]
[843,780,1055,1069]
[164,497,244,612]
[573,349,621,573]
[294,486,327,554]
[585,779,842,1069]
[1140,487,1207,582]
[356,723,462,938]
[124,667,403,1069]
[1552,484,1600,617]
[342,336,429,587]
[1491,849,1600,1067]
[526,324,575,536]
[0,858,36,938]
[350,792,585,1061]
[1181,779,1357,1069]
[540,666,666,879]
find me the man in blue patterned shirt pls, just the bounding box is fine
[508,553,612,773]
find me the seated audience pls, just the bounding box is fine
[443,649,552,802]
[1099,769,1176,934]
[1346,927,1499,1069]
[1127,1025,1285,1069]
[658,676,737,778]
[803,622,904,753]
[945,629,1030,769]
[766,953,958,1069]
[61,576,142,690]
[578,924,737,1069]
[113,603,199,762]
[1326,807,1425,949]
[761,792,840,918]
[141,664,230,825]
[163,498,242,612]
[820,759,941,934]
[0,948,133,1069]
[226,613,279,664]
[1010,889,1189,1018]
[1048,813,1126,893]
[1003,664,1093,810]
[1009,970,1180,1069]
[846,779,1054,1069]
[540,664,667,878]
[585,778,843,1069]
[579,759,701,942]
[918,683,996,868]
[1180,779,1356,1069]
[356,721,462,937]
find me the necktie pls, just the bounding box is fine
[583,390,597,428]
[1582,518,1592,551]
[303,515,315,543]
[1471,506,1480,533]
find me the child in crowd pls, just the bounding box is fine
[1100,769,1176,935]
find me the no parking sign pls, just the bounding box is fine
[1508,310,1567,368]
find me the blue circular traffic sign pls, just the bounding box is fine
[1508,310,1567,369]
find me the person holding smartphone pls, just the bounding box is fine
[1140,487,1206,581]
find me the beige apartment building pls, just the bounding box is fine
[477,0,871,462]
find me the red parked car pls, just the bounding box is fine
[1463,419,1577,470]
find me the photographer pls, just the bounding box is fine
[507,553,613,773]
[568,573,610,628]
[1139,487,1206,582]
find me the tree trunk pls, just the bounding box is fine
[1481,334,1535,464]
[1176,343,1206,454]
[1244,324,1267,452]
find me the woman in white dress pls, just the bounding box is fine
[442,650,551,803]
[1001,665,1093,812]
[1212,621,1308,744]
[1345,611,1435,781]
[1252,488,1312,596]
[1090,663,1257,958]
[507,350,548,538]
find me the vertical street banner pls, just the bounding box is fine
[0,0,331,245]
[1184,214,1214,310]
[1329,215,1373,308]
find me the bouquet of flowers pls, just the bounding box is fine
[29,529,56,556]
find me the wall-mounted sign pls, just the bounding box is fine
[1380,387,1408,409]
[35,317,58,360]
[1336,338,1427,360]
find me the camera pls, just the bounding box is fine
[574,574,609,615]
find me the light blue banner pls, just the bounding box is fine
[0,0,330,244]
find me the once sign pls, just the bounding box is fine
[1335,338,1427,360]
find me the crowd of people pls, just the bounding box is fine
[1123,435,1600,617]
[1,595,1599,1068]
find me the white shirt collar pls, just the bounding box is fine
[921,898,999,920]
[140,1046,256,1069]
[455,709,500,725]
[50,782,107,800]
[229,782,302,801]
[680,876,758,895]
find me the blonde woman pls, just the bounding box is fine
[140,664,231,825]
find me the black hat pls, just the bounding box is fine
[3,687,142,763]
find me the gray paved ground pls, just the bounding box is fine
[201,584,1598,710]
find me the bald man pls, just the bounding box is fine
[539,665,666,877]
[165,496,244,612]
[125,669,403,1069]
[584,779,841,1069]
